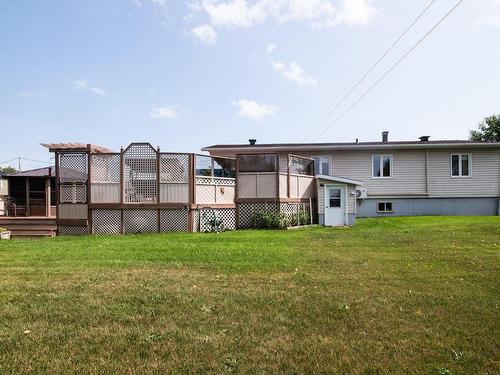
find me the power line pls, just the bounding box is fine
[0,158,18,165]
[303,0,439,142]
[312,0,465,141]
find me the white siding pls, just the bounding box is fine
[428,149,500,197]
[332,150,427,196]
[317,182,356,215]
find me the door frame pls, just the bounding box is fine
[324,184,348,226]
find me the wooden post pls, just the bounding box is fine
[25,177,30,216]
[45,177,51,217]
[87,145,92,234]
[55,152,60,234]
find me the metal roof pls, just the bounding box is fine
[7,167,55,178]
[41,143,113,153]
[316,175,364,186]
[203,140,500,152]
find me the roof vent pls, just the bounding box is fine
[249,139,257,146]
[382,131,389,143]
[419,136,430,142]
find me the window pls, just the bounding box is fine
[451,154,471,177]
[377,202,393,213]
[238,154,277,173]
[372,155,392,178]
[196,156,236,178]
[329,188,342,208]
[289,156,314,176]
[313,156,330,175]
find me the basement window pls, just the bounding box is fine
[377,201,394,213]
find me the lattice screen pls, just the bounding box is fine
[195,208,236,232]
[59,184,87,203]
[237,202,278,229]
[159,209,189,232]
[196,177,236,186]
[59,225,89,236]
[124,144,157,203]
[90,154,120,183]
[92,210,122,234]
[59,153,88,183]
[123,209,158,233]
[280,202,312,226]
[160,154,189,183]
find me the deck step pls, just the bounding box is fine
[0,218,57,238]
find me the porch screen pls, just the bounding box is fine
[238,154,276,173]
[124,144,157,203]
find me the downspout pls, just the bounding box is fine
[425,149,429,195]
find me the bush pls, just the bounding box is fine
[290,210,311,226]
[253,210,287,229]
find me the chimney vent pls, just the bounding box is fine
[419,136,430,142]
[249,139,256,146]
[382,131,389,143]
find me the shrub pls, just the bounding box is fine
[289,210,311,226]
[253,210,287,229]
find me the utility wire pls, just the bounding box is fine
[0,158,18,165]
[312,0,465,141]
[303,0,439,142]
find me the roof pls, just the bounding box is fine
[7,167,54,178]
[316,175,364,186]
[203,140,500,152]
[41,143,113,153]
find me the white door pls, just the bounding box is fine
[324,185,346,226]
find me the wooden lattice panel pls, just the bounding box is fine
[92,210,122,234]
[195,208,236,232]
[90,154,120,183]
[196,177,236,186]
[123,209,158,234]
[60,184,87,203]
[124,144,157,203]
[160,154,189,183]
[237,202,278,229]
[58,225,88,236]
[59,153,88,183]
[159,209,189,232]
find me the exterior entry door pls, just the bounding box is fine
[325,185,346,226]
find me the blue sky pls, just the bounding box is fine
[1,0,499,169]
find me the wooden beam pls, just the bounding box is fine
[45,177,51,217]
[25,178,30,217]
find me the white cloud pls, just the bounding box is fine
[73,79,110,96]
[152,0,168,6]
[477,0,500,26]
[194,0,379,29]
[266,43,276,54]
[334,0,378,27]
[17,91,48,98]
[132,0,142,7]
[232,98,277,121]
[272,61,317,86]
[191,24,218,44]
[149,105,179,119]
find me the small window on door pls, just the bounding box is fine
[377,202,394,213]
[329,188,342,208]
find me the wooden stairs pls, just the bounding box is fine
[0,217,57,238]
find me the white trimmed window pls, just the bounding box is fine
[377,201,394,213]
[451,154,471,177]
[313,156,330,175]
[372,155,393,178]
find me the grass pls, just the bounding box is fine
[0,216,499,374]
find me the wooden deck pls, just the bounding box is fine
[0,217,57,238]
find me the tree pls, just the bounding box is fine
[0,166,17,175]
[469,114,500,142]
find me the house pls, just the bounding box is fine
[1,167,56,217]
[202,132,500,226]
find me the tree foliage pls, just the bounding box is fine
[469,114,500,142]
[0,166,17,175]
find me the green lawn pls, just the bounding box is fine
[0,217,499,374]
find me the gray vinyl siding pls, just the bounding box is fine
[428,149,500,197]
[331,150,427,196]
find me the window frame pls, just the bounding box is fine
[377,201,394,213]
[371,154,393,179]
[312,156,331,176]
[450,153,472,178]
